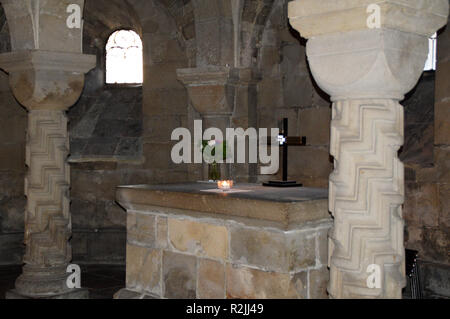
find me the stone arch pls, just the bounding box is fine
[81,0,144,87]
[0,2,11,55]
[240,0,276,68]
[155,0,196,41]
[84,0,142,48]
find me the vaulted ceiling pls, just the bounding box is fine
[84,0,142,41]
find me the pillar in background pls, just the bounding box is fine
[0,0,95,298]
[177,66,260,182]
[288,0,449,298]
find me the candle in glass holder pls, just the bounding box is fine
[217,180,233,191]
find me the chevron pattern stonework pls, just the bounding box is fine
[24,110,71,267]
[328,99,406,298]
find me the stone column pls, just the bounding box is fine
[177,66,260,181]
[288,0,448,298]
[0,0,95,298]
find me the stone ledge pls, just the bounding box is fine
[124,204,333,233]
[116,183,330,229]
[0,50,96,74]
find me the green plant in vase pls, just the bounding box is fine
[201,139,227,181]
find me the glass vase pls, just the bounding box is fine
[208,162,221,181]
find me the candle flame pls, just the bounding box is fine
[217,180,233,190]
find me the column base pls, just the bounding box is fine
[5,288,89,299]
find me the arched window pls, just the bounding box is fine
[106,30,143,85]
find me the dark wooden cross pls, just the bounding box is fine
[263,118,307,188]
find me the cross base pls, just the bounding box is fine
[263,180,303,188]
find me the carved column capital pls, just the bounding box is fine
[288,0,449,101]
[288,0,449,39]
[0,50,96,110]
[176,66,260,116]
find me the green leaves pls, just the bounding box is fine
[201,139,228,162]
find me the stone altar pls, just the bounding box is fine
[115,183,332,299]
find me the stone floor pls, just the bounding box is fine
[0,264,125,299]
[0,264,443,299]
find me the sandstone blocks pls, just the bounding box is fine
[123,211,331,299]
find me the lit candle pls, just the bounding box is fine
[217,180,233,191]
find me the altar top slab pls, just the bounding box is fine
[116,183,330,228]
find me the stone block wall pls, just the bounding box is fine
[256,0,332,188]
[121,210,331,299]
[0,72,25,265]
[69,86,143,160]
[65,3,145,264]
[68,64,143,265]
[134,0,192,183]
[0,14,26,265]
[69,0,195,264]
[402,20,450,298]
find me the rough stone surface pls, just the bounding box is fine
[0,22,26,266]
[230,227,288,271]
[287,232,317,271]
[163,251,197,299]
[126,244,161,295]
[402,14,450,284]
[420,261,450,298]
[197,259,225,299]
[401,73,435,165]
[226,264,294,299]
[69,88,143,159]
[0,233,24,265]
[72,230,126,264]
[230,226,317,272]
[168,218,228,260]
[288,271,308,299]
[309,267,329,299]
[127,212,156,247]
[156,217,169,249]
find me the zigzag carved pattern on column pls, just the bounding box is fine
[328,100,405,299]
[24,110,71,267]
